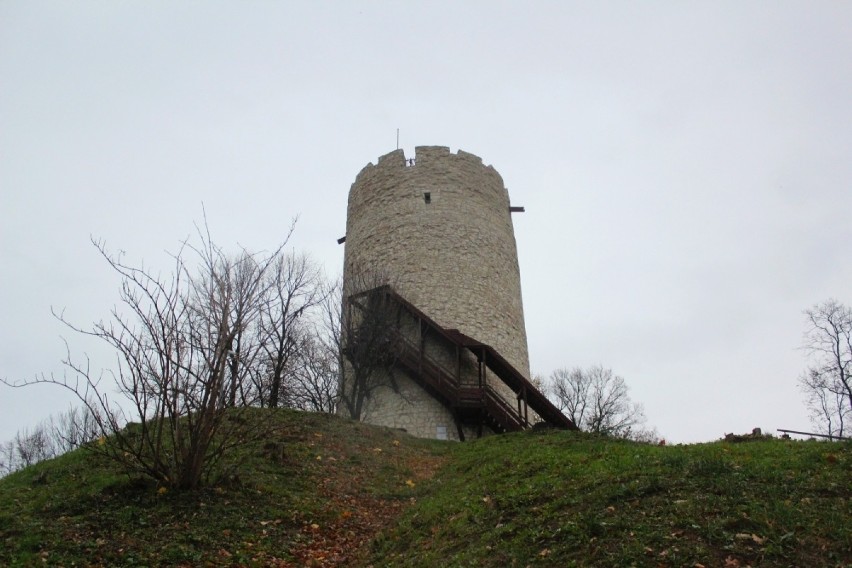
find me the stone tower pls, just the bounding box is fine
[340,146,569,440]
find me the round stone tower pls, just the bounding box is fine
[341,145,532,438]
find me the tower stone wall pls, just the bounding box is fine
[341,146,531,439]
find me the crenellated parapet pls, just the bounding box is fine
[348,147,509,220]
[354,146,500,183]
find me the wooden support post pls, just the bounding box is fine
[417,317,423,373]
[455,412,466,442]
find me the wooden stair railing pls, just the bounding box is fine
[482,388,526,432]
[346,285,577,433]
[393,335,527,434]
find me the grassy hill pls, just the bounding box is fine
[1,410,849,567]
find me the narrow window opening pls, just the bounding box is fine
[424,192,431,204]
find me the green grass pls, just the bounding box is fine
[0,409,449,567]
[1,413,849,567]
[370,430,851,567]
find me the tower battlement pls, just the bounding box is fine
[349,146,508,216]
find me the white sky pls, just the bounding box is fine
[1,1,850,443]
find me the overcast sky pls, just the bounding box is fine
[1,1,850,444]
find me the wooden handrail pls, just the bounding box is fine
[394,334,529,432]
[347,285,576,432]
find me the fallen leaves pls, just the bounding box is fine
[284,439,447,568]
[735,533,766,545]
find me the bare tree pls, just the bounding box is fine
[270,328,340,413]
[324,270,405,421]
[4,222,292,489]
[257,251,325,408]
[0,406,98,477]
[0,439,15,477]
[209,250,270,409]
[13,425,55,469]
[799,299,852,439]
[546,365,652,440]
[46,406,99,455]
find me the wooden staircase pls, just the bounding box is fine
[393,337,526,435]
[348,286,576,438]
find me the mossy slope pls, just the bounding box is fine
[1,412,849,567]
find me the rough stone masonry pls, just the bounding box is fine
[340,146,532,440]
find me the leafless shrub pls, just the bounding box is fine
[3,219,298,489]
